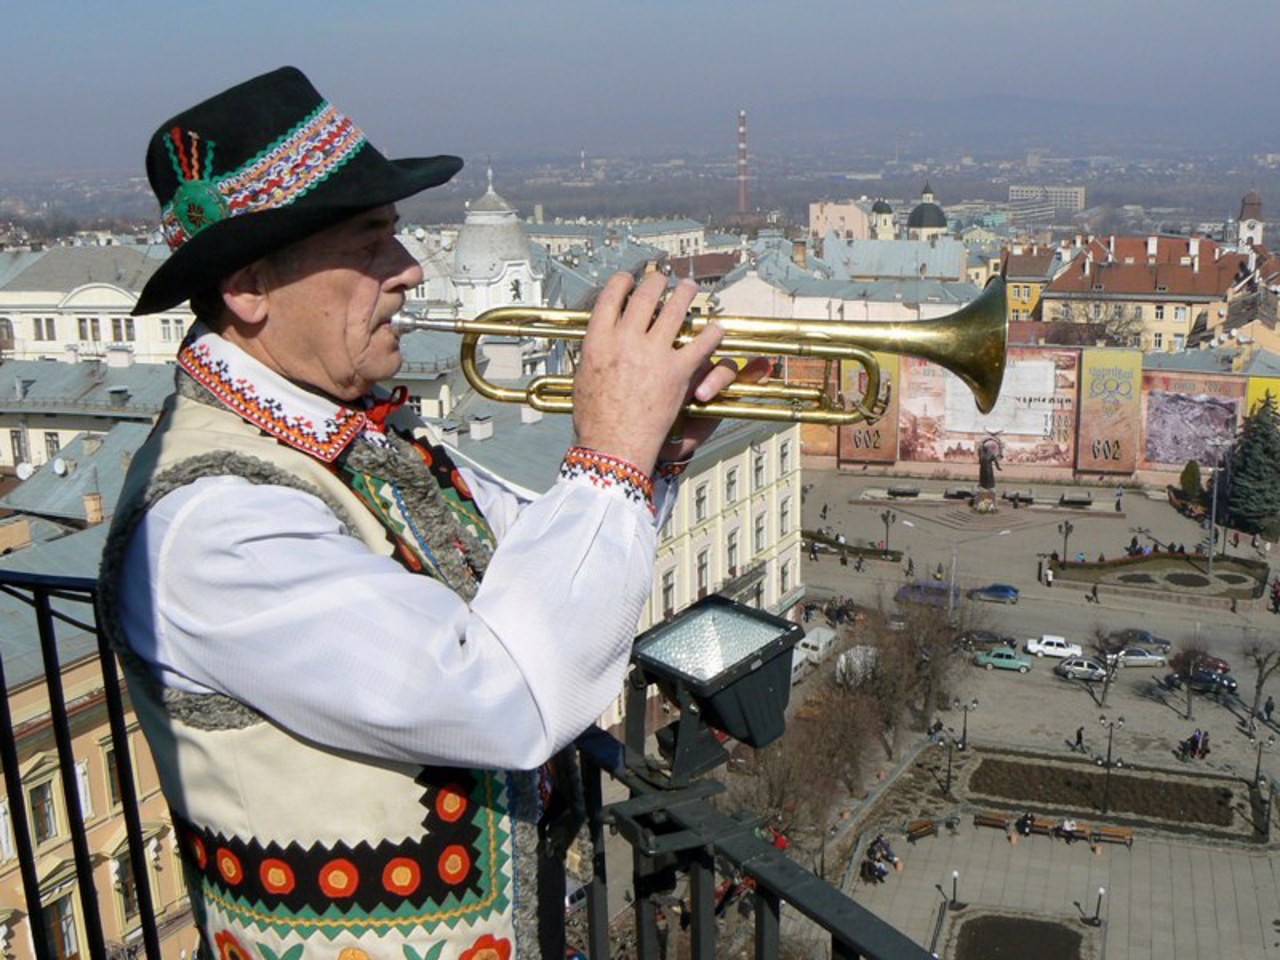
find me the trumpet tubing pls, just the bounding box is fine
[392,277,1008,425]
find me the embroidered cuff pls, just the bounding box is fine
[560,447,655,514]
[656,455,693,478]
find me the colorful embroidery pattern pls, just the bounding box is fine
[180,771,511,938]
[179,338,366,461]
[160,101,367,250]
[561,446,654,513]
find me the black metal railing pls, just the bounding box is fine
[0,571,930,960]
[0,572,159,960]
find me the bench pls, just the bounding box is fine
[944,487,974,500]
[1002,491,1035,505]
[1027,818,1058,838]
[973,812,1011,833]
[906,818,937,843]
[1090,825,1134,848]
[1059,493,1093,508]
[887,485,921,498]
[1058,822,1091,845]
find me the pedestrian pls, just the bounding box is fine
[1198,730,1211,759]
[1089,583,1099,604]
[1075,726,1084,753]
[840,550,848,567]
[809,541,819,561]
[1232,530,1240,550]
[99,66,765,960]
[1265,695,1275,724]
[1045,567,1054,588]
[906,557,915,578]
[854,555,864,573]
[820,503,828,520]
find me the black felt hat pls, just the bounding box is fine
[133,66,462,315]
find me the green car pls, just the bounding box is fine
[975,648,1032,673]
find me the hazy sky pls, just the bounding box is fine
[5,0,1279,178]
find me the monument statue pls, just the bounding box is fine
[978,436,1003,490]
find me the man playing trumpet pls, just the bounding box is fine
[100,66,765,960]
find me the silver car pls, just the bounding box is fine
[1054,657,1109,682]
[1105,646,1167,669]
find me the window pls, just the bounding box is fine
[114,854,140,923]
[780,497,792,536]
[105,747,123,807]
[42,892,80,960]
[1152,332,1164,349]
[754,514,767,555]
[45,433,62,460]
[1154,305,1165,320]
[661,570,676,618]
[30,781,57,844]
[33,317,56,341]
[727,529,739,573]
[77,318,101,342]
[694,483,709,523]
[0,801,13,861]
[696,550,709,598]
[779,441,791,476]
[659,514,673,542]
[161,318,185,341]
[10,428,29,465]
[1091,303,1102,320]
[1173,333,1185,351]
[1174,306,1187,322]
[74,760,92,821]
[780,559,791,594]
[725,468,739,504]
[752,451,766,491]
[111,317,135,342]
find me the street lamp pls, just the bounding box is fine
[1252,734,1276,786]
[1086,886,1106,926]
[1058,519,1074,561]
[936,732,957,798]
[1097,715,1124,815]
[1206,440,1231,582]
[880,509,897,555]
[954,698,979,750]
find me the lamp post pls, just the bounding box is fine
[1206,440,1231,581]
[1058,519,1074,561]
[881,509,897,556]
[1097,715,1124,814]
[954,698,979,750]
[1087,886,1106,926]
[950,870,961,908]
[1252,734,1276,786]
[936,732,956,798]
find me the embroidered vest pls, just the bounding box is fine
[98,379,563,960]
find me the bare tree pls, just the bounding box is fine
[1087,625,1123,707]
[1242,637,1280,733]
[1173,644,1209,721]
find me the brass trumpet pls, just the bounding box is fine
[392,277,1007,425]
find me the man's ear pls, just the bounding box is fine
[220,262,270,327]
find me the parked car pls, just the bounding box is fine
[975,648,1032,673]
[1170,651,1231,675]
[967,583,1020,604]
[1054,656,1109,682]
[1164,669,1239,696]
[1103,646,1168,668]
[1024,635,1083,659]
[895,579,961,608]
[956,629,1017,652]
[1107,627,1171,652]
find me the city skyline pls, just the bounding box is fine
[5,0,1280,179]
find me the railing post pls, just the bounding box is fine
[688,849,716,960]
[33,589,108,960]
[752,888,779,960]
[579,749,611,960]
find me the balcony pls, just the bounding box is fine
[0,571,930,960]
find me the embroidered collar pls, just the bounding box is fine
[178,323,385,463]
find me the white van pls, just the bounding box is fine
[565,882,588,914]
[790,647,810,685]
[797,627,836,664]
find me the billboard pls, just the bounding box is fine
[1140,371,1245,469]
[1247,377,1280,417]
[897,346,1078,469]
[1077,349,1142,473]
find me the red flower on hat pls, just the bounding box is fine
[460,934,511,960]
[214,930,252,960]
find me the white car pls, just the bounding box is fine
[1024,634,1083,659]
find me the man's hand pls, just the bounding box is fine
[572,271,766,476]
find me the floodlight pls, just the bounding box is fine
[628,596,802,784]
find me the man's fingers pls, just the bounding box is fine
[692,357,742,403]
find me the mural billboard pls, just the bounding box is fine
[897,347,1078,470]
[1247,377,1280,417]
[1077,349,1142,473]
[837,353,900,463]
[1140,371,1245,469]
